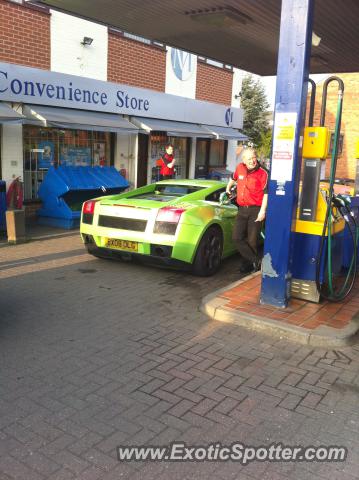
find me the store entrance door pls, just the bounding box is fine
[195,138,227,179]
[24,148,47,201]
[137,134,149,187]
[195,139,210,178]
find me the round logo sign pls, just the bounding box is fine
[171,48,196,81]
[225,108,233,126]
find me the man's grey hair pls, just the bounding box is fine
[242,147,257,161]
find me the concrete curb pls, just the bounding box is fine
[201,274,359,347]
[27,230,79,242]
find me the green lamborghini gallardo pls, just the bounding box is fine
[80,179,238,276]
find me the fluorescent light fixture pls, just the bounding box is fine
[312,31,321,47]
[185,6,253,27]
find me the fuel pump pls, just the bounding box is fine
[291,76,358,303]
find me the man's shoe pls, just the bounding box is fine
[239,262,253,273]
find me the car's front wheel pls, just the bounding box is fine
[192,226,223,276]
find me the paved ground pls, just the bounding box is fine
[0,234,359,480]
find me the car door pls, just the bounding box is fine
[204,187,238,256]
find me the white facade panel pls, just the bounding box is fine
[226,143,238,173]
[1,123,23,186]
[226,68,244,171]
[50,10,108,81]
[231,68,243,109]
[188,138,196,179]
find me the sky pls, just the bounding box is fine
[261,76,276,109]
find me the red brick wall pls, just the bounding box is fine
[305,73,359,180]
[0,2,235,108]
[196,62,233,105]
[108,32,166,92]
[0,0,50,69]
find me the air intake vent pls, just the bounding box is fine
[98,215,147,232]
[291,279,320,303]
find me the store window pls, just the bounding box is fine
[149,132,189,182]
[169,137,189,179]
[195,139,227,178]
[23,126,113,201]
[195,138,209,178]
[209,140,226,166]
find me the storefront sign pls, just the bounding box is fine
[225,108,233,126]
[0,62,243,128]
[171,49,196,81]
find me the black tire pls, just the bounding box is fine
[192,226,223,276]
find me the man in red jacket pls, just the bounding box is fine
[160,143,176,179]
[226,148,268,273]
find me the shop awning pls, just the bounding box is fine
[23,105,139,134]
[202,125,248,141]
[131,117,213,138]
[0,102,24,123]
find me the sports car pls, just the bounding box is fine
[80,179,238,276]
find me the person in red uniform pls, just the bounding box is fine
[226,147,268,273]
[160,143,176,179]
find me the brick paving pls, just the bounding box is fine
[218,273,359,330]
[0,234,359,480]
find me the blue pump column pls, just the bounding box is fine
[260,0,314,308]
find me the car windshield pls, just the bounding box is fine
[130,184,205,201]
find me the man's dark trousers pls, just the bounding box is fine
[233,205,262,265]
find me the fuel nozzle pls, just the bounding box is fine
[336,194,351,206]
[220,185,237,206]
[331,194,346,209]
[331,194,354,222]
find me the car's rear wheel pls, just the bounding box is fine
[192,226,223,276]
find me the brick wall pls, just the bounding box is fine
[108,32,166,91]
[0,0,50,69]
[196,62,233,105]
[306,73,359,180]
